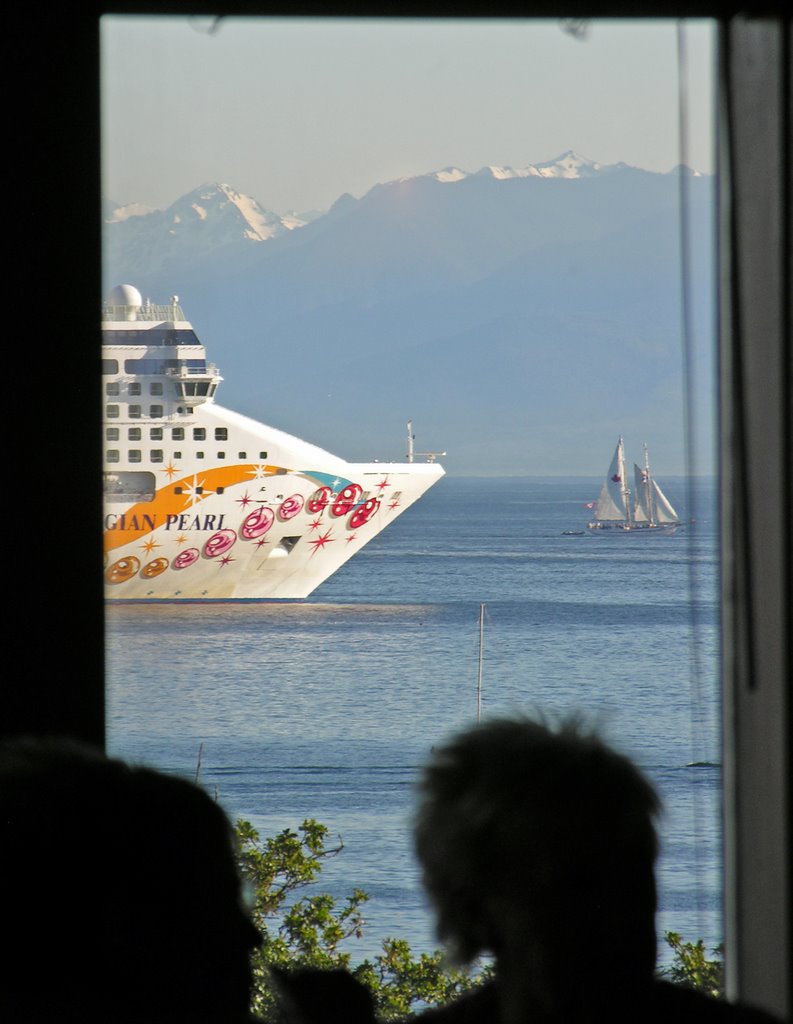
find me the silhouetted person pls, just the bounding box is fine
[271,966,376,1024]
[409,716,782,1024]
[0,736,260,1024]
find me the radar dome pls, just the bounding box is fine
[107,284,142,308]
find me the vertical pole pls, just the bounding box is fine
[476,603,484,723]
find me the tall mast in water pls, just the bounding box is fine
[476,603,485,723]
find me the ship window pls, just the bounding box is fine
[106,404,119,419]
[196,451,205,459]
[259,451,268,459]
[209,384,217,396]
[106,382,120,396]
[129,405,141,419]
[110,329,200,349]
[214,428,228,440]
[106,449,120,463]
[106,428,119,441]
[128,428,141,441]
[217,451,226,459]
[102,359,118,375]
[217,487,225,495]
[150,450,164,463]
[174,487,183,494]
[279,536,301,554]
[238,451,247,459]
[172,428,185,441]
[129,449,141,463]
[150,382,164,396]
[195,487,204,494]
[150,405,163,418]
[128,382,141,396]
[150,428,163,440]
[104,471,156,502]
[193,428,206,440]
[173,451,182,459]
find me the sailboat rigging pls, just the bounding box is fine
[588,438,681,534]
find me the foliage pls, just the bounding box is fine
[661,931,724,999]
[235,820,722,1020]
[234,818,489,1021]
[354,939,491,1021]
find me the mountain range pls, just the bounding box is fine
[103,152,716,477]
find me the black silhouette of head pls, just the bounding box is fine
[1,736,260,1023]
[414,716,660,1015]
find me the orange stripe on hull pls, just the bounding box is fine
[103,464,287,552]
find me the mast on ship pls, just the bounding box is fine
[618,437,632,528]
[633,444,680,529]
[642,443,656,526]
[406,420,446,464]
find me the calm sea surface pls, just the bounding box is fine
[106,475,722,967]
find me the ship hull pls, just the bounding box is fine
[101,286,444,602]
[105,458,442,601]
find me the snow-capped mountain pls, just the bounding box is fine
[102,155,715,474]
[415,151,628,186]
[103,182,306,279]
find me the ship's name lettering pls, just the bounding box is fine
[164,513,226,532]
[104,513,226,532]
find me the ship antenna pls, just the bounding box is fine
[407,421,446,464]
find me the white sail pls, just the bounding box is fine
[594,439,630,522]
[652,480,679,523]
[633,463,651,522]
[588,439,679,534]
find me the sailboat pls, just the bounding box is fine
[587,438,680,534]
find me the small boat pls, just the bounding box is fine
[587,437,680,534]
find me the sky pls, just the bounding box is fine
[101,16,715,216]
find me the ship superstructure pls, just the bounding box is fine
[102,285,444,600]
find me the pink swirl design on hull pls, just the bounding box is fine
[241,506,275,539]
[203,529,237,558]
[173,548,200,570]
[278,494,305,520]
[349,497,380,529]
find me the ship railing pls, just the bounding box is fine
[163,364,221,378]
[102,301,186,322]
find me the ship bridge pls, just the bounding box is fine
[166,362,224,408]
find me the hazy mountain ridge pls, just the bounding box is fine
[104,182,306,281]
[102,155,715,474]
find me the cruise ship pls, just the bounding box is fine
[102,285,444,600]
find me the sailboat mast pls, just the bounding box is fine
[643,443,656,526]
[619,438,632,527]
[476,603,484,723]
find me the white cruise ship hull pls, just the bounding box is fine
[102,287,443,601]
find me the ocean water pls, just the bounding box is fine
[106,475,722,967]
